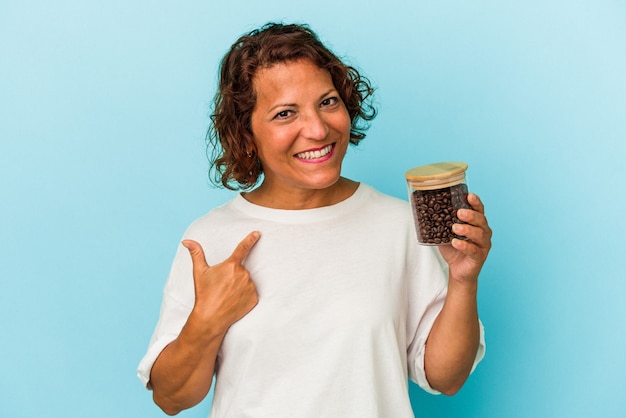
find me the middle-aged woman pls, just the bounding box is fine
[138,22,491,418]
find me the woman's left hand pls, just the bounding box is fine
[439,192,492,285]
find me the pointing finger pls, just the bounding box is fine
[229,231,261,264]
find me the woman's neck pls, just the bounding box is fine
[242,177,359,210]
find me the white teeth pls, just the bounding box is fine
[297,144,333,160]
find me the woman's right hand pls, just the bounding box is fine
[182,231,261,332]
[150,232,261,414]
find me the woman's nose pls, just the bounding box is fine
[301,110,329,140]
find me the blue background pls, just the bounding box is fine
[1,1,625,417]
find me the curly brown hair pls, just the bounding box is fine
[207,22,377,190]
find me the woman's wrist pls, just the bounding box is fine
[447,274,479,297]
[185,309,229,344]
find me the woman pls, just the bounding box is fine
[138,22,491,417]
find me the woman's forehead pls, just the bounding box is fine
[252,60,333,98]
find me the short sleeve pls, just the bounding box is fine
[137,243,195,389]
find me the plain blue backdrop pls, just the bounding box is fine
[1,1,625,417]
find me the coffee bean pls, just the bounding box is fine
[410,183,471,245]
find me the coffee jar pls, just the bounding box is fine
[405,162,471,246]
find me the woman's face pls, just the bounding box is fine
[249,59,351,197]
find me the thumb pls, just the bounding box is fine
[182,239,210,269]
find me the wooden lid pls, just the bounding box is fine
[405,162,468,190]
[405,162,468,181]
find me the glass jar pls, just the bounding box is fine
[405,162,471,245]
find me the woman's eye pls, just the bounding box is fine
[274,110,292,119]
[321,97,338,107]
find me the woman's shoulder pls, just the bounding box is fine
[182,197,242,236]
[359,183,410,212]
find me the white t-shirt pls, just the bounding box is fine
[138,183,485,418]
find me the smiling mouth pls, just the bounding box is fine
[295,144,334,160]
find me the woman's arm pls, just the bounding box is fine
[424,193,491,395]
[423,278,480,395]
[150,312,227,415]
[149,232,261,415]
